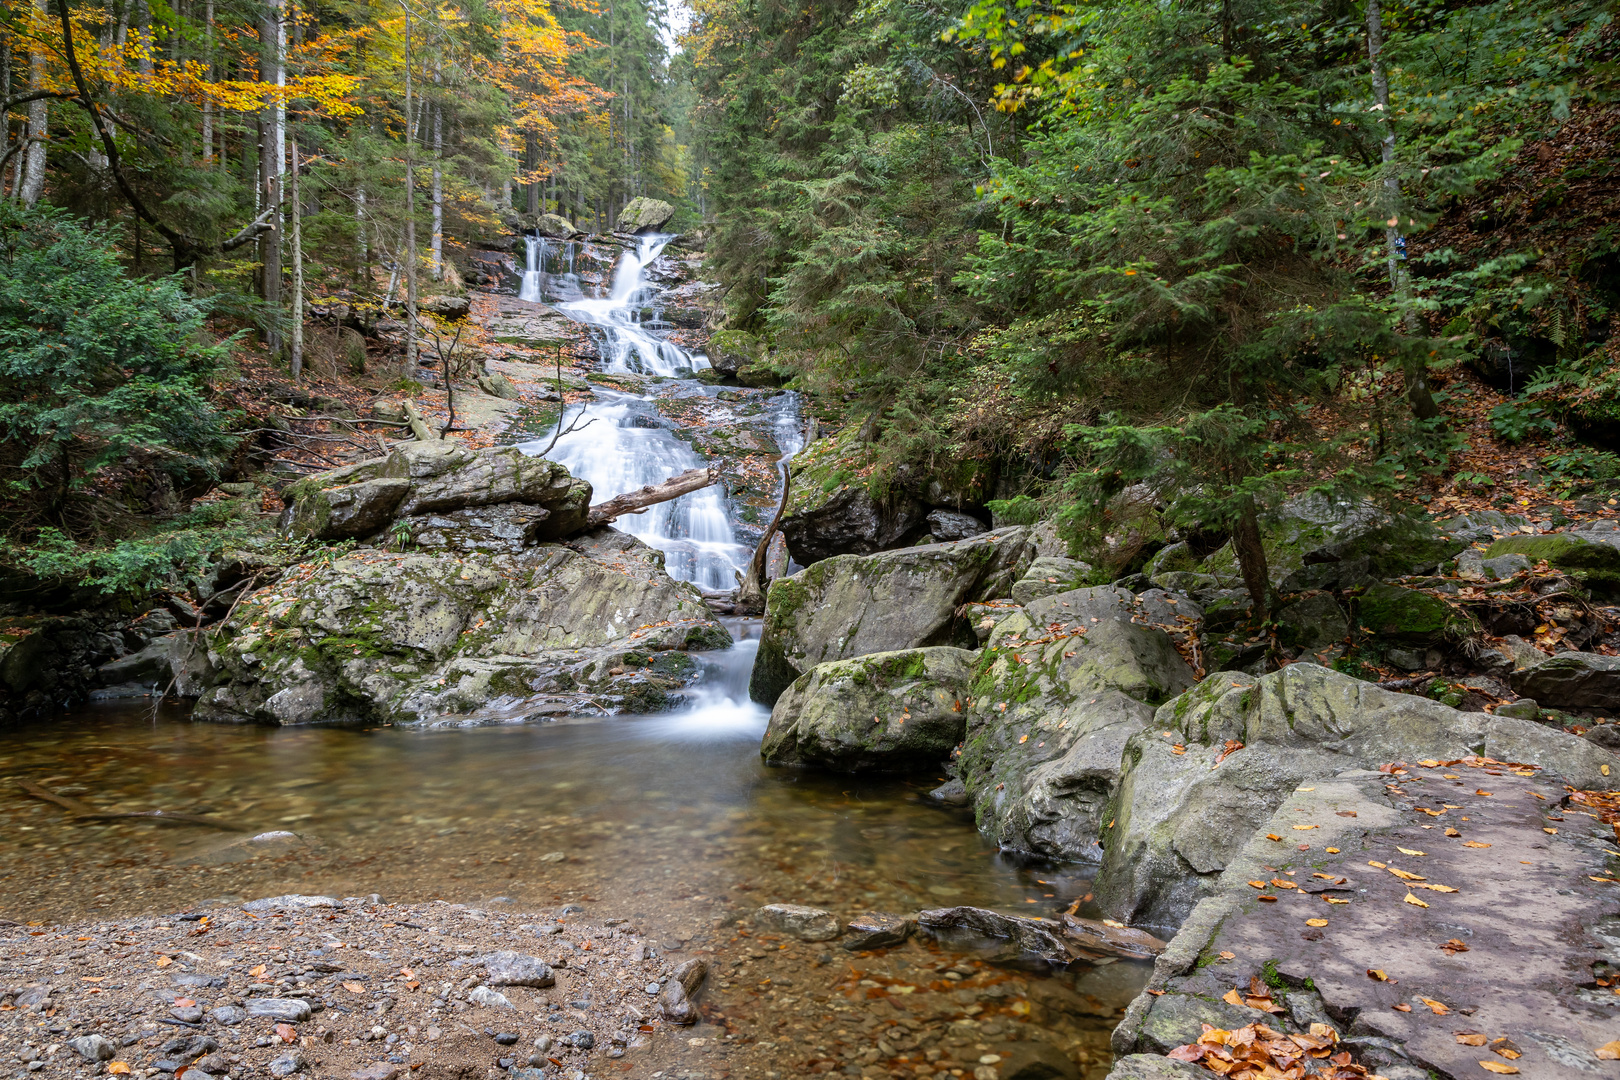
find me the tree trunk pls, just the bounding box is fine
[403,5,418,375]
[737,470,790,612]
[1231,499,1271,623]
[524,131,538,215]
[19,0,47,207]
[200,0,213,166]
[257,0,282,354]
[430,86,442,280]
[289,138,303,380]
[1367,0,1438,421]
[586,468,716,529]
[356,185,368,279]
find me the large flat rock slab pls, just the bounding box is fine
[1109,760,1620,1078]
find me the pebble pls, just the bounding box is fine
[268,1049,307,1076]
[210,1005,246,1025]
[494,1033,519,1046]
[247,999,314,1023]
[468,986,514,1009]
[69,1034,115,1062]
[568,1031,595,1050]
[172,1006,206,1024]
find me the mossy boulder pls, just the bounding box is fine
[617,197,675,233]
[750,527,1032,705]
[1354,583,1473,643]
[195,533,729,726]
[1485,533,1620,599]
[760,647,976,772]
[1010,556,1096,604]
[1092,663,1620,928]
[779,425,926,564]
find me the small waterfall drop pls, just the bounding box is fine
[558,235,711,377]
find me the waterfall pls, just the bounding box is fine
[516,231,761,592]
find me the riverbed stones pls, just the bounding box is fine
[1093,662,1620,928]
[196,532,728,725]
[1510,651,1620,709]
[755,904,840,941]
[915,907,1068,964]
[243,893,343,912]
[750,527,1031,704]
[246,999,313,1023]
[761,646,975,771]
[68,1035,114,1062]
[268,1050,307,1077]
[482,951,555,987]
[841,912,913,950]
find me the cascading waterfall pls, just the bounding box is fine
[516,231,768,593]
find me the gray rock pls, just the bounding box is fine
[756,904,840,941]
[69,1035,115,1063]
[1440,511,1534,544]
[245,999,313,1023]
[283,476,413,541]
[171,974,226,989]
[1011,556,1096,605]
[992,1040,1080,1080]
[914,907,1068,963]
[1104,1054,1216,1080]
[760,647,975,772]
[476,373,522,400]
[928,778,970,806]
[12,985,50,1009]
[481,951,554,987]
[268,1050,306,1077]
[618,197,675,233]
[751,527,1031,705]
[841,912,913,951]
[467,986,514,1009]
[1273,592,1349,655]
[97,634,179,686]
[209,1006,245,1026]
[399,503,557,555]
[351,1064,403,1080]
[658,981,696,1025]
[171,1006,205,1024]
[567,1031,594,1050]
[1094,662,1620,927]
[243,895,342,913]
[1511,652,1620,710]
[1496,698,1541,721]
[926,509,987,542]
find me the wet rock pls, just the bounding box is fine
[268,1050,306,1077]
[245,999,313,1023]
[1495,698,1541,721]
[929,778,971,806]
[69,1035,115,1062]
[1272,593,1349,656]
[755,904,840,942]
[657,959,708,1025]
[926,509,987,543]
[243,894,343,913]
[992,1040,1080,1080]
[761,647,975,772]
[1510,652,1620,710]
[481,951,554,987]
[1010,557,1096,605]
[915,907,1069,964]
[493,1033,519,1046]
[468,986,514,1009]
[751,527,1032,705]
[567,1031,595,1049]
[1058,913,1167,961]
[841,912,913,950]
[1094,662,1620,927]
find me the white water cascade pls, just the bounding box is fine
[516,232,757,592]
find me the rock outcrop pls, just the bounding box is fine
[195,531,730,726]
[749,527,1031,705]
[1093,662,1620,929]
[617,197,675,233]
[761,646,975,771]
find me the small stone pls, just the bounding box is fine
[172,1006,205,1024]
[568,1031,595,1050]
[645,982,661,995]
[557,904,584,915]
[755,904,841,942]
[70,1035,116,1063]
[351,1065,402,1080]
[268,1051,306,1077]
[533,1036,554,1052]
[210,1006,245,1026]
[242,895,343,913]
[498,1059,516,1070]
[246,999,313,1023]
[468,986,515,1009]
[1495,698,1541,721]
[494,1033,519,1046]
[482,951,555,987]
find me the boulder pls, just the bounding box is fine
[533,213,578,240]
[1011,556,1095,605]
[750,527,1031,705]
[1439,511,1534,543]
[196,534,729,725]
[761,647,975,771]
[421,295,470,321]
[1355,583,1471,643]
[398,504,554,555]
[476,373,522,400]
[1272,592,1349,656]
[617,197,675,233]
[925,509,987,543]
[1510,652,1620,710]
[1093,663,1620,928]
[1104,1055,1207,1080]
[279,443,591,542]
[1486,532,1620,598]
[842,912,913,950]
[915,907,1069,964]
[755,904,840,941]
[778,425,926,563]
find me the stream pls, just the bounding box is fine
[0,237,1143,1078]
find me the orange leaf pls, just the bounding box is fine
[1479,1063,1519,1074]
[342,981,366,994]
[155,956,172,968]
[1404,893,1429,908]
[109,1065,131,1075]
[1462,841,1492,848]
[1416,996,1449,1015]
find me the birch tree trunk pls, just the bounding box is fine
[19,0,47,206]
[200,0,214,167]
[290,138,304,380]
[403,4,418,375]
[258,0,283,355]
[431,83,442,281]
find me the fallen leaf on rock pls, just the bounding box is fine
[1222,989,1245,1007]
[1462,841,1492,848]
[1441,939,1470,955]
[342,981,366,994]
[1336,810,1359,818]
[1405,893,1430,908]
[1219,951,1235,960]
[1313,872,1339,880]
[1305,918,1328,927]
[1595,1041,1620,1060]
[1326,847,1341,853]
[250,964,267,977]
[1326,897,1351,904]
[1393,1003,1413,1012]
[1397,847,1427,856]
[1171,745,1187,755]
[1270,879,1298,889]
[173,998,195,1008]
[1446,828,1461,837]
[275,1024,296,1041]
[1490,1038,1522,1060]
[1479,1062,1519,1074]
[1257,895,1278,902]
[1455,1033,1488,1046]
[1293,824,1319,830]
[1368,860,1388,869]
[108,1065,130,1075]
[1388,867,1427,881]
[1248,880,1267,889]
[1367,969,1389,982]
[1266,834,1282,842]
[155,957,172,968]
[1414,883,1458,893]
[1417,996,1450,1015]
[1544,827,1558,834]
[1476,790,1492,796]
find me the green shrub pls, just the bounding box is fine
[1488,401,1558,443]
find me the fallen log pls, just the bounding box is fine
[586,466,716,528]
[401,399,435,441]
[17,779,242,831]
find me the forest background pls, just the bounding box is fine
[0,0,1617,607]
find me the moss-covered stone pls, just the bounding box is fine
[1485,533,1620,599]
[1355,583,1473,643]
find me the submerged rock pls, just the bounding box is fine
[842,912,914,950]
[195,532,729,725]
[761,646,975,772]
[750,527,1031,705]
[915,906,1069,964]
[755,904,841,941]
[1093,662,1620,928]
